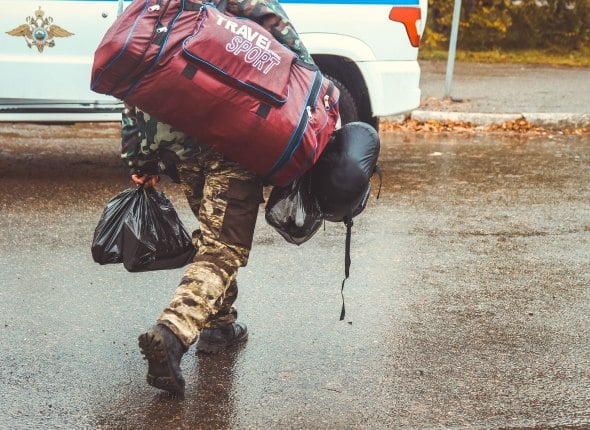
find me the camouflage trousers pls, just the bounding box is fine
[158,148,263,349]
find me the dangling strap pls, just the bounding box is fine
[340,216,353,321]
[339,167,382,320]
[374,165,383,200]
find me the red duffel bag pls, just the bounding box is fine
[91,0,339,186]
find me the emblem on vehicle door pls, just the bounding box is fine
[6,6,74,53]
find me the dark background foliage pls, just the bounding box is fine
[423,0,590,51]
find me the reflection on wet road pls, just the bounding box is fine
[0,123,588,429]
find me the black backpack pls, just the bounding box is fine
[310,122,382,320]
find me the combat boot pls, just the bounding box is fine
[138,324,187,395]
[195,321,248,354]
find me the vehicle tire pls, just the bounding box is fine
[324,75,359,126]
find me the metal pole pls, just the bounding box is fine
[445,0,462,98]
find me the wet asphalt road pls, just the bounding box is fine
[0,123,589,429]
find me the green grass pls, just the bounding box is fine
[419,47,590,67]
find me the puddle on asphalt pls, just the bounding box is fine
[377,131,587,199]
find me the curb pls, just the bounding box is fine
[405,111,590,129]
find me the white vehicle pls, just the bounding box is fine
[0,0,427,127]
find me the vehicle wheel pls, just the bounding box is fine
[324,75,359,126]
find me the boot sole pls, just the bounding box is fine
[138,331,185,394]
[196,331,248,354]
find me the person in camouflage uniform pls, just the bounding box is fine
[124,0,314,395]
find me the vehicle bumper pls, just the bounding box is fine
[357,60,421,117]
[0,100,123,122]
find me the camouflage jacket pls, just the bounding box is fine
[121,0,313,178]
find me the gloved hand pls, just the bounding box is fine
[131,174,159,188]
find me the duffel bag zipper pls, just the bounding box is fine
[263,69,324,183]
[95,0,160,94]
[124,0,203,99]
[113,0,165,95]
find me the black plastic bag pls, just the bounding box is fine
[91,187,195,272]
[264,173,323,246]
[91,188,137,265]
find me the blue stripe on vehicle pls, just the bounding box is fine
[282,0,419,3]
[56,0,420,4]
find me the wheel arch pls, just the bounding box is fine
[313,54,378,129]
[304,32,379,129]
